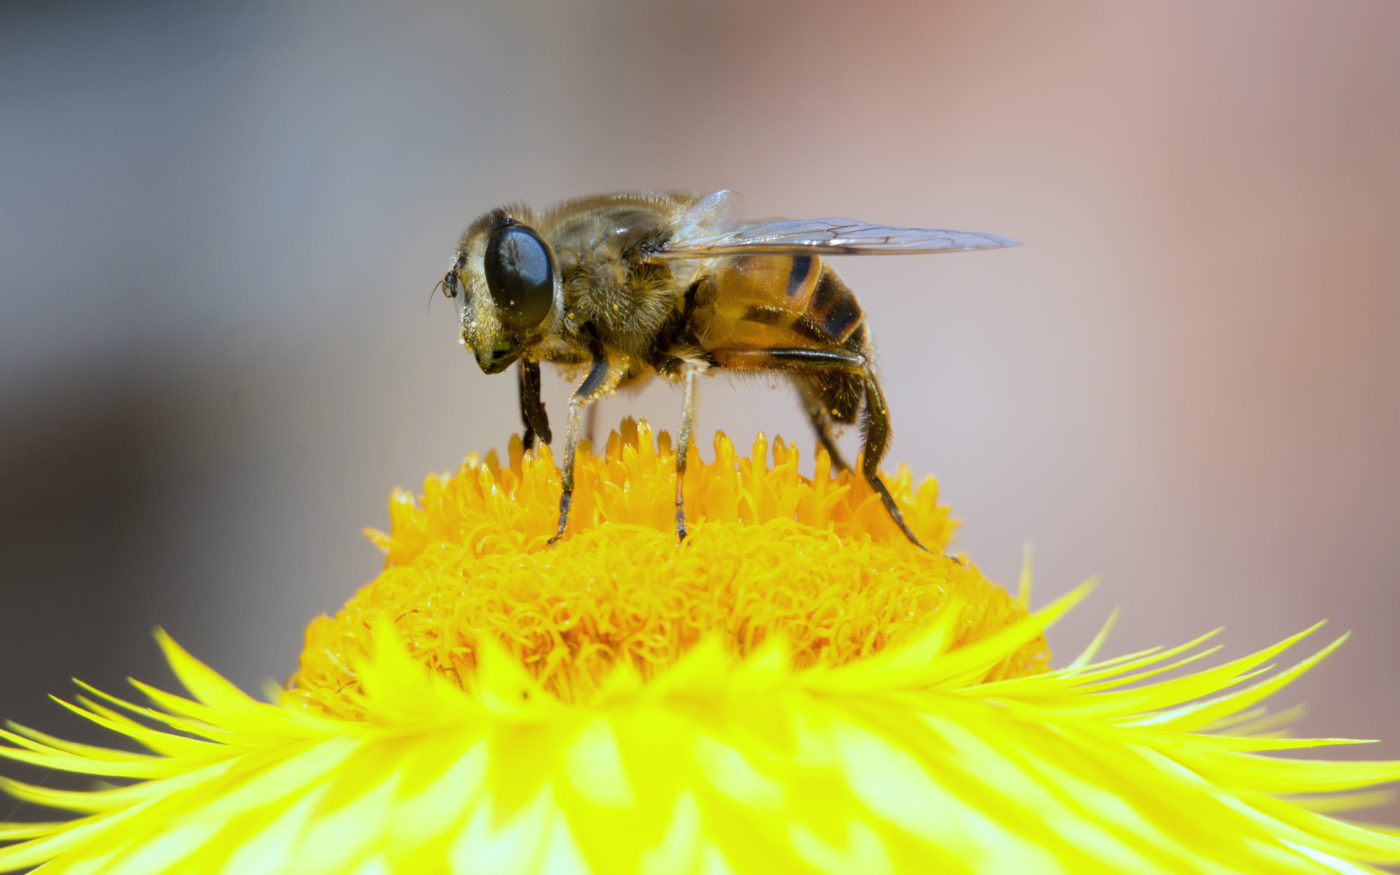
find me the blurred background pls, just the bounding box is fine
[2,0,1398,823]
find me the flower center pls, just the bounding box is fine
[288,421,1048,715]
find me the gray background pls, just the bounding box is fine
[3,0,1398,825]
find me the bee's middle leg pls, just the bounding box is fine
[674,361,705,542]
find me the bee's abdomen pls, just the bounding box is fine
[690,254,866,351]
[726,254,867,345]
[805,266,865,344]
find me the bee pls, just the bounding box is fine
[440,191,1017,549]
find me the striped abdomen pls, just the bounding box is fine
[689,253,868,351]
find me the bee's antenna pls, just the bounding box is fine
[428,279,445,314]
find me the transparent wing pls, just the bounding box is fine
[671,189,745,241]
[657,215,1019,258]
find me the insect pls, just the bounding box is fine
[440,191,1017,550]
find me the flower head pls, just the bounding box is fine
[292,421,1042,713]
[2,422,1398,874]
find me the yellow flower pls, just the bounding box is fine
[2,420,1398,874]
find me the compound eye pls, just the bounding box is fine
[484,225,554,330]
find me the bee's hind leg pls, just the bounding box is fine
[712,345,928,552]
[858,368,930,553]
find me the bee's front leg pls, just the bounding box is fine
[517,360,550,451]
[548,343,623,546]
[674,361,707,542]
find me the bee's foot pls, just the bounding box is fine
[868,475,932,553]
[674,502,688,543]
[549,491,572,548]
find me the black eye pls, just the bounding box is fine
[484,225,554,330]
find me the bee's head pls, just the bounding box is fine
[443,208,558,374]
